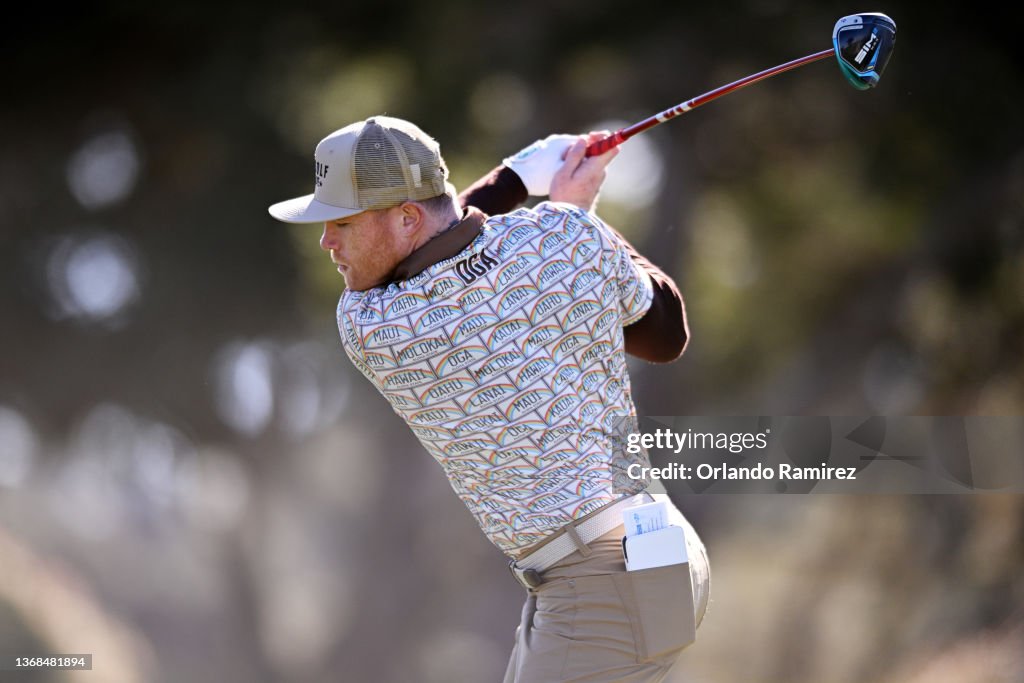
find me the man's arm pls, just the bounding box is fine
[460,133,689,363]
[550,135,689,363]
[457,165,527,216]
[457,134,579,215]
[610,228,689,362]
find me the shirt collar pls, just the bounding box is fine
[388,206,487,282]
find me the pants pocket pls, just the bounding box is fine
[617,561,696,663]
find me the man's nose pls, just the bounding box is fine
[320,223,340,251]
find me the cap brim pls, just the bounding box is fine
[268,193,364,224]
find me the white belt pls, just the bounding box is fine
[510,493,653,580]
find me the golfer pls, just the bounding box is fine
[269,116,709,682]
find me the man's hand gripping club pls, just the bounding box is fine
[503,132,620,212]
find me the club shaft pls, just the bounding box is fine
[586,48,835,156]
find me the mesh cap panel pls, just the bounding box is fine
[354,117,448,210]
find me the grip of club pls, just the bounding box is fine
[585,131,625,157]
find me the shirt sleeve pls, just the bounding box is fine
[609,228,656,326]
[336,294,380,386]
[537,202,655,325]
[608,226,690,363]
[536,202,689,363]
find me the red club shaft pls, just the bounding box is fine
[586,48,835,156]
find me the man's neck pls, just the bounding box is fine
[410,205,464,253]
[386,206,486,284]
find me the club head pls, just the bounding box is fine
[833,13,897,90]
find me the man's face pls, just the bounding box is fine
[320,207,405,291]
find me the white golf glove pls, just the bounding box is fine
[502,134,579,196]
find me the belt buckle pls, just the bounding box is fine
[508,560,543,589]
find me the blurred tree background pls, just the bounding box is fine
[1,1,1022,681]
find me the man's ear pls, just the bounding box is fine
[398,201,426,234]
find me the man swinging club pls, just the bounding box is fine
[269,116,709,682]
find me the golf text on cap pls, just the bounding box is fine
[316,162,329,188]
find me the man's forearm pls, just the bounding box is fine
[457,166,528,216]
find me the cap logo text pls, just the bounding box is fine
[315,162,330,187]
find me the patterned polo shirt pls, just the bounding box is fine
[337,201,654,555]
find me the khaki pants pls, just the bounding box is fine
[503,507,710,683]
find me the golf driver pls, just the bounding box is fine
[586,12,896,156]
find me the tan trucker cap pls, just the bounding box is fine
[268,116,449,224]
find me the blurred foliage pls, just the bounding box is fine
[1,0,1022,681]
